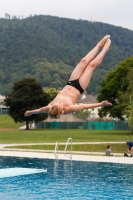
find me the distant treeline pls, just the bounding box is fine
[0,15,133,94]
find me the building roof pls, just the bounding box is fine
[76,94,98,103]
[44,113,85,122]
[0,105,8,108]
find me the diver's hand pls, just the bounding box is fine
[101,100,112,106]
[24,111,32,117]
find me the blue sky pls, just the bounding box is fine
[0,0,133,31]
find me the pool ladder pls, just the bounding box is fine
[54,138,72,160]
[54,142,58,160]
[64,137,72,160]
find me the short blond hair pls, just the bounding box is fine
[48,106,62,119]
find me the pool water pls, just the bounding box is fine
[0,156,133,200]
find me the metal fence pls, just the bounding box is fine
[36,121,129,130]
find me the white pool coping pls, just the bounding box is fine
[0,150,133,165]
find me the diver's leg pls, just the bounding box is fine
[69,35,110,81]
[79,38,111,89]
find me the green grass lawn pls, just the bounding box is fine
[0,129,132,143]
[0,127,130,154]
[0,115,132,154]
[0,114,21,129]
[6,143,127,154]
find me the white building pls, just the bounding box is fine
[0,105,9,114]
[0,94,5,102]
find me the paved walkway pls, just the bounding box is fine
[0,141,126,149]
[0,150,133,164]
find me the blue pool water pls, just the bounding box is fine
[0,156,133,200]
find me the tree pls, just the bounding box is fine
[45,88,59,101]
[97,56,133,119]
[118,68,133,105]
[5,78,50,130]
[124,94,133,133]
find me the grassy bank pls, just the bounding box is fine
[6,143,127,154]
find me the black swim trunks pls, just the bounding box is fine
[66,79,84,94]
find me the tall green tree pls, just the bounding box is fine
[118,68,133,105]
[5,78,50,129]
[97,56,133,119]
[124,94,133,133]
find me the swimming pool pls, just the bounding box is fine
[0,156,133,200]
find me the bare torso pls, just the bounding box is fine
[49,85,81,113]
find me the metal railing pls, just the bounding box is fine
[54,142,58,160]
[64,138,72,160]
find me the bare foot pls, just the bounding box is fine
[103,38,111,52]
[97,35,110,48]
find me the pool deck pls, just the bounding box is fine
[0,142,133,164]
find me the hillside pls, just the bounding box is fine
[0,15,133,95]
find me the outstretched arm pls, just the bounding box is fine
[25,105,50,117]
[69,100,112,112]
